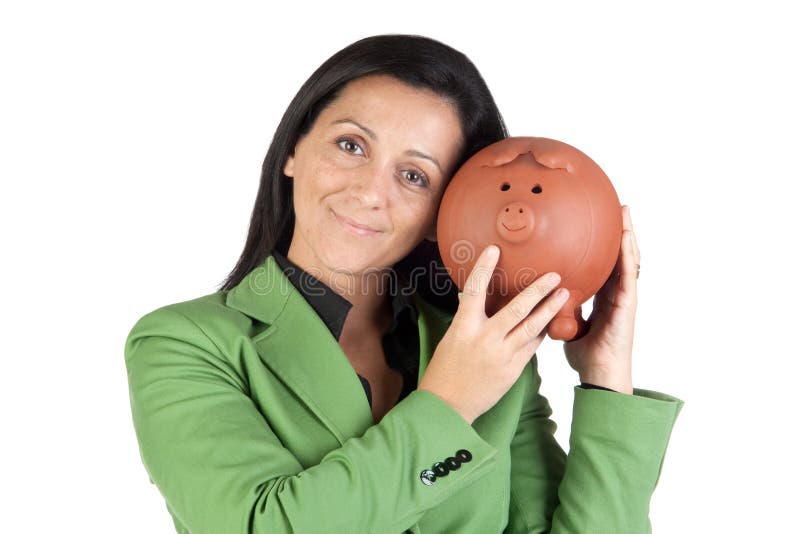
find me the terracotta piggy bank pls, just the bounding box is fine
[436,137,622,341]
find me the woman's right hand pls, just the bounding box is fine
[417,244,570,425]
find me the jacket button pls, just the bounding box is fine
[420,469,436,486]
[444,456,462,471]
[432,461,449,477]
[455,449,472,463]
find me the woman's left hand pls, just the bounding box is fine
[562,205,640,394]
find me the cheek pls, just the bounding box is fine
[394,197,437,237]
[293,162,334,202]
[298,154,353,194]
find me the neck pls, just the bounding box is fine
[285,243,394,335]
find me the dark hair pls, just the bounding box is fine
[217,34,508,312]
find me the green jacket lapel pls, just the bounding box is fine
[225,254,454,445]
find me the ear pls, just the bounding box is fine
[283,152,295,178]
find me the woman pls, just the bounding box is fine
[124,34,684,533]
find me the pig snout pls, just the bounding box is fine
[496,201,535,243]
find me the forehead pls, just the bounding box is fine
[315,75,464,162]
[335,74,439,102]
[320,75,459,125]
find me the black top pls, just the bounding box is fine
[270,250,618,408]
[271,250,420,407]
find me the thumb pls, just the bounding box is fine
[459,244,499,316]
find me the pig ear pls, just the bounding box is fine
[529,148,576,174]
[484,149,576,174]
[484,151,527,168]
[480,137,543,168]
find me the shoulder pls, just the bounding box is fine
[125,290,261,359]
[128,290,231,331]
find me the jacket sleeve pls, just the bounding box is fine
[124,306,500,534]
[505,354,684,534]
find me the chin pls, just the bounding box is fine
[318,246,378,274]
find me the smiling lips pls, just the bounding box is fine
[332,209,382,236]
[501,223,526,232]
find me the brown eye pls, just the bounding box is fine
[402,169,430,188]
[336,137,364,156]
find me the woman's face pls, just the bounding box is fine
[283,74,464,276]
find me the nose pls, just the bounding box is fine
[350,163,391,207]
[496,201,535,243]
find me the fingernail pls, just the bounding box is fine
[556,287,569,299]
[547,273,560,285]
[487,245,499,258]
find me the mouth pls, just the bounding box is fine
[331,209,382,236]
[501,222,526,232]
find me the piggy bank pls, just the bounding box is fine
[436,137,622,341]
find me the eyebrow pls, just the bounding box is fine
[330,118,443,173]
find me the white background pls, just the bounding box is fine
[2,1,797,532]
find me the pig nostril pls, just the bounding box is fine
[531,185,542,194]
[501,182,510,191]
[505,208,509,212]
[518,208,523,213]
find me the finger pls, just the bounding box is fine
[491,271,565,336]
[620,229,639,297]
[596,269,618,308]
[505,285,571,351]
[459,244,500,315]
[599,237,625,306]
[622,204,633,231]
[516,331,547,364]
[622,205,641,265]
[622,205,640,287]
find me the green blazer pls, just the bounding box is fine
[124,254,684,534]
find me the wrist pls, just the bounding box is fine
[579,370,633,395]
[580,382,618,392]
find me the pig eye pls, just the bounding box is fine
[531,185,542,194]
[500,182,510,191]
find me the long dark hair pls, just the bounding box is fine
[217,34,508,312]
